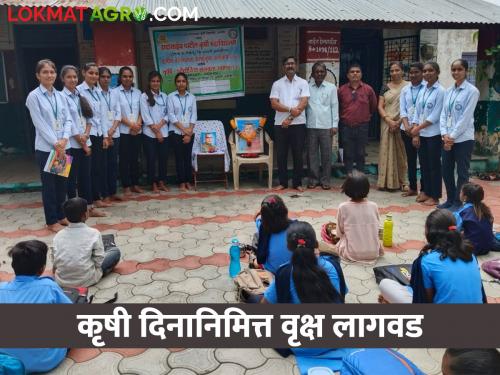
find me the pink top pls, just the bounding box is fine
[336,200,383,263]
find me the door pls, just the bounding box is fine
[340,29,383,139]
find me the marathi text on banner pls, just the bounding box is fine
[149,26,245,100]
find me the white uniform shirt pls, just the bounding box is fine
[25,84,72,152]
[167,91,197,135]
[412,81,445,138]
[116,85,142,135]
[77,81,103,137]
[270,74,310,125]
[400,81,426,131]
[100,88,122,139]
[140,91,169,138]
[440,80,479,143]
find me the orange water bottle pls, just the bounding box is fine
[383,214,393,247]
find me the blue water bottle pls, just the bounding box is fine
[229,238,241,278]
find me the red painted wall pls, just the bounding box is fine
[93,22,136,66]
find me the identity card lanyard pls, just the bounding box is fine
[124,89,134,114]
[87,87,99,104]
[178,94,188,123]
[101,90,111,111]
[448,88,461,115]
[447,88,461,129]
[421,87,434,110]
[41,88,59,130]
[411,85,423,106]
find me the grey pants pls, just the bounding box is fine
[308,128,333,186]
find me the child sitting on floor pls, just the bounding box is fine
[0,240,71,373]
[454,182,500,255]
[52,197,121,287]
[336,172,383,263]
[379,209,485,304]
[253,195,294,274]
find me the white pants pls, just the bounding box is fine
[379,279,412,304]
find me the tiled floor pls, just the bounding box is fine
[0,177,499,374]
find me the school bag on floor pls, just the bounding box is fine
[340,348,425,375]
[0,353,25,374]
[234,268,272,303]
[373,264,412,285]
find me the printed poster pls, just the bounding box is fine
[150,26,245,100]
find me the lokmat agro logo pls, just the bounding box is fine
[90,6,199,22]
[90,6,148,22]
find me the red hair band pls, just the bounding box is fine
[448,225,457,231]
[297,239,306,246]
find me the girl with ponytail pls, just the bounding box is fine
[262,221,346,304]
[379,209,485,304]
[60,65,105,217]
[253,195,292,274]
[455,183,500,255]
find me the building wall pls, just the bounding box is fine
[436,29,478,88]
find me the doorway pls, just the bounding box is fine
[340,29,383,140]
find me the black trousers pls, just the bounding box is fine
[104,137,120,197]
[119,133,142,188]
[442,140,474,205]
[143,135,168,184]
[171,132,193,184]
[67,148,92,204]
[275,124,306,188]
[401,130,423,192]
[341,123,369,174]
[35,150,67,225]
[90,135,107,201]
[419,135,442,200]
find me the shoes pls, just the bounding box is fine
[322,184,331,190]
[295,186,305,192]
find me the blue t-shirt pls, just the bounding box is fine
[0,276,71,373]
[455,203,496,255]
[264,257,343,303]
[421,250,483,303]
[256,219,291,274]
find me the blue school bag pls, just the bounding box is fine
[340,349,425,375]
[0,353,25,374]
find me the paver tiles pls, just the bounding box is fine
[1,178,499,374]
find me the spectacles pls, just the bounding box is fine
[351,90,358,101]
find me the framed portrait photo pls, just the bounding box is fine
[234,116,264,154]
[200,131,217,153]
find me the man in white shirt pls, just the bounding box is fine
[306,62,339,190]
[270,56,310,191]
